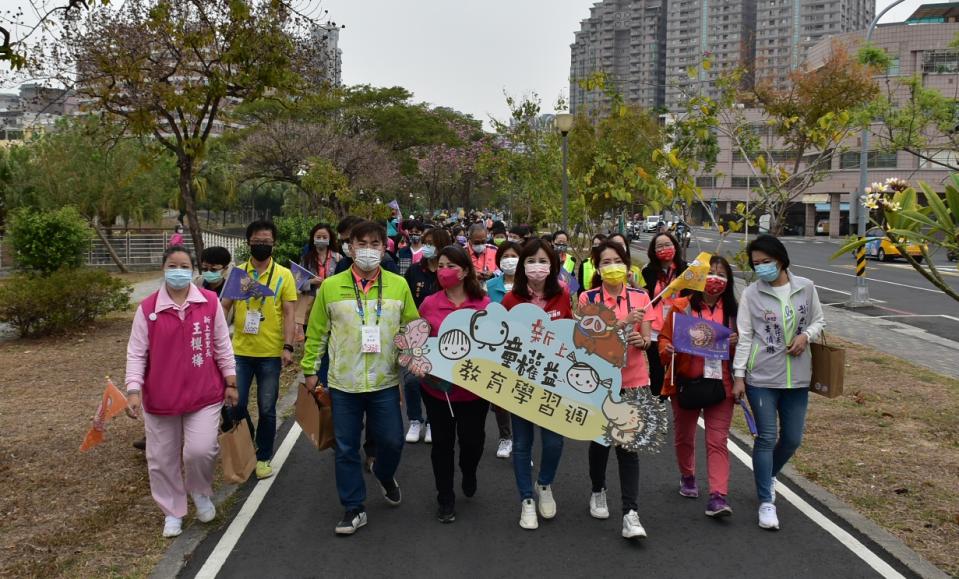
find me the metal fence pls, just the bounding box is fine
[86,230,246,268]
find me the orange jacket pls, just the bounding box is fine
[657,297,735,397]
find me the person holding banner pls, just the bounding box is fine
[732,235,824,531]
[413,245,492,523]
[579,240,654,539]
[125,246,238,538]
[641,232,687,396]
[658,255,739,518]
[501,239,573,530]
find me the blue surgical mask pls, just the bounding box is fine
[421,245,436,259]
[165,268,194,289]
[201,270,223,284]
[755,262,781,283]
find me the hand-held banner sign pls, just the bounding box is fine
[396,302,667,452]
[671,312,732,360]
[222,267,276,301]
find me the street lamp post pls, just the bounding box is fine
[555,113,575,231]
[849,0,907,307]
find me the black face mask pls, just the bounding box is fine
[250,244,273,261]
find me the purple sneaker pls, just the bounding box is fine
[679,475,699,498]
[705,493,733,517]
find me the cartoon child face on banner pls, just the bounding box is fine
[396,302,667,452]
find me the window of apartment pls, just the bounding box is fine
[696,176,716,187]
[839,151,898,169]
[731,176,749,188]
[923,50,959,74]
[886,57,900,76]
[919,149,959,169]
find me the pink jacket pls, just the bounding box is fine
[418,291,491,403]
[578,285,651,388]
[126,284,236,415]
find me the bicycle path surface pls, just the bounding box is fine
[179,409,921,579]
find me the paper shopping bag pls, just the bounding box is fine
[295,295,315,327]
[295,384,334,450]
[810,336,845,398]
[219,409,256,483]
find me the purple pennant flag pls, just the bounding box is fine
[739,399,758,436]
[671,312,732,360]
[290,261,313,292]
[222,267,276,301]
[560,268,581,294]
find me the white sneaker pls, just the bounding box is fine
[519,498,538,529]
[192,494,216,523]
[405,420,423,443]
[758,502,780,530]
[622,510,647,539]
[162,516,183,538]
[589,490,609,519]
[496,438,512,458]
[424,423,432,444]
[535,484,556,519]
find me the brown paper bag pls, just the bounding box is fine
[219,416,256,483]
[295,294,315,326]
[810,335,845,398]
[295,384,334,450]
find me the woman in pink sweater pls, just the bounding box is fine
[413,245,491,524]
[125,245,238,538]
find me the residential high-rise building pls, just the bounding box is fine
[664,0,757,110]
[310,24,343,87]
[569,0,666,116]
[754,0,872,88]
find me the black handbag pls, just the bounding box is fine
[676,376,726,410]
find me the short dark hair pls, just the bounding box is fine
[404,219,424,233]
[200,246,231,267]
[337,215,364,236]
[495,240,523,267]
[513,238,563,301]
[491,221,507,235]
[510,224,532,238]
[438,245,485,301]
[747,234,790,270]
[589,241,631,288]
[350,220,387,244]
[162,245,194,267]
[424,227,452,250]
[592,233,607,244]
[553,230,569,241]
[246,219,277,242]
[647,231,684,268]
[540,233,554,244]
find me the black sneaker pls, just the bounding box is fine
[437,503,456,524]
[335,509,367,535]
[380,478,402,506]
[462,472,477,498]
[132,437,146,451]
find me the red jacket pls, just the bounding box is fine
[501,287,573,321]
[657,297,735,397]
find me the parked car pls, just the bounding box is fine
[644,215,662,232]
[864,227,925,262]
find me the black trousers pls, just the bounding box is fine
[588,442,639,515]
[647,340,666,396]
[422,394,489,505]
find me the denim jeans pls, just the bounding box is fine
[235,355,281,462]
[510,415,564,500]
[746,386,809,503]
[401,369,425,424]
[329,386,405,511]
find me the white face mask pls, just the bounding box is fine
[341,242,351,255]
[500,257,519,275]
[354,248,382,272]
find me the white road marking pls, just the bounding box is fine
[791,264,943,293]
[701,418,906,579]
[873,314,959,323]
[195,423,303,579]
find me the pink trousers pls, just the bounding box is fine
[671,396,735,495]
[143,403,221,518]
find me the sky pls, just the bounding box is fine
[0,0,947,126]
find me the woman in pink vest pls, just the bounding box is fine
[125,245,238,538]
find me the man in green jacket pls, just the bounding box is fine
[303,220,420,536]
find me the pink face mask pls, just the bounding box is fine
[525,263,551,282]
[438,268,462,289]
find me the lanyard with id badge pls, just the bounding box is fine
[697,306,725,379]
[243,262,275,335]
[353,274,383,353]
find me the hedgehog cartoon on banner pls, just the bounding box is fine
[396,302,667,452]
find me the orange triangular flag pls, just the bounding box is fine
[80,378,128,452]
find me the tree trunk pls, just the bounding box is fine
[178,157,204,256]
[92,220,129,273]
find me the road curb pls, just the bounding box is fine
[149,379,301,579]
[727,427,950,579]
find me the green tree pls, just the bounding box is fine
[8,206,91,274]
[65,0,326,255]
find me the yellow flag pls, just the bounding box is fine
[663,251,712,298]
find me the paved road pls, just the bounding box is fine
[181,412,915,578]
[635,229,959,342]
